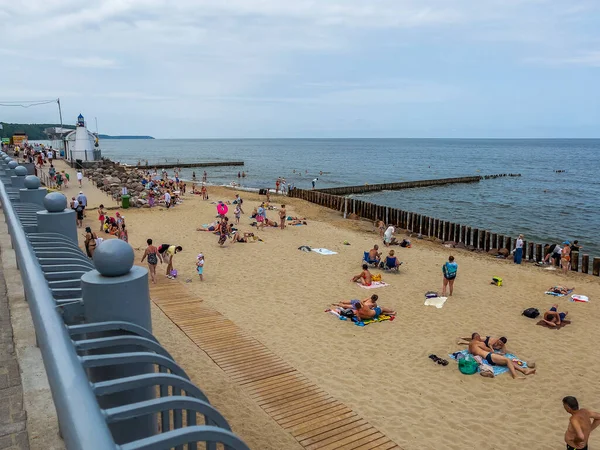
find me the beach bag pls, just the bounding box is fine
[458,356,478,375]
[371,274,382,282]
[491,276,503,286]
[522,308,540,319]
[95,237,103,247]
[170,269,178,278]
[425,291,438,299]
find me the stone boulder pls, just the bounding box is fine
[498,248,510,257]
[488,248,499,255]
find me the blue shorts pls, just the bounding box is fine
[373,306,382,318]
[197,267,203,275]
[550,307,566,320]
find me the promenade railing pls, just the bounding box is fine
[0,152,250,450]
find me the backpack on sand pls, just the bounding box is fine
[522,308,540,319]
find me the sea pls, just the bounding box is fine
[99,138,600,257]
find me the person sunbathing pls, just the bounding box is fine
[468,337,536,379]
[542,304,568,327]
[457,333,508,354]
[354,300,396,321]
[290,220,308,225]
[352,264,373,286]
[232,231,255,243]
[368,245,382,263]
[334,295,379,309]
[549,286,574,295]
[196,221,219,232]
[382,250,402,269]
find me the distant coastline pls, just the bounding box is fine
[98,135,155,140]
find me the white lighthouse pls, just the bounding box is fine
[64,114,100,163]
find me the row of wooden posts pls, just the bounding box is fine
[288,186,600,276]
[315,173,522,196]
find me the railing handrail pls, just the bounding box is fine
[0,180,116,449]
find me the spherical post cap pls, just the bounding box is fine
[43,192,68,212]
[24,175,41,189]
[15,166,27,176]
[93,239,134,277]
[8,161,18,169]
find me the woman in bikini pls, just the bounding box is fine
[83,227,98,258]
[561,241,571,274]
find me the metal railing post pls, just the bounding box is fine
[19,175,48,205]
[36,192,78,243]
[81,239,157,444]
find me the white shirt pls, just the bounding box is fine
[516,238,523,249]
[164,192,171,203]
[76,172,83,180]
[384,226,395,240]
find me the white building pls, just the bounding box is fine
[64,114,101,163]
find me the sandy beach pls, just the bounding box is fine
[75,181,600,450]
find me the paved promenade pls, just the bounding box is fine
[0,255,29,450]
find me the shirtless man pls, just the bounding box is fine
[457,333,507,354]
[279,205,286,230]
[563,396,600,450]
[352,264,373,286]
[562,241,572,274]
[368,245,382,263]
[335,295,380,310]
[468,336,536,379]
[354,299,396,321]
[543,304,568,327]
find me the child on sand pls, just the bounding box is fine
[196,254,204,281]
[442,255,457,296]
[352,264,373,286]
[234,205,241,224]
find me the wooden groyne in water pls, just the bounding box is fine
[131,161,244,170]
[316,173,521,196]
[288,175,600,276]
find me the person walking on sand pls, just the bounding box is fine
[562,396,600,450]
[442,255,457,296]
[514,234,524,264]
[141,239,162,284]
[83,227,98,258]
[76,170,83,187]
[279,204,286,230]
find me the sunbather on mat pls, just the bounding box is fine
[457,333,508,355]
[548,286,574,295]
[352,264,373,286]
[334,294,379,310]
[543,304,568,328]
[468,336,536,379]
[354,297,396,321]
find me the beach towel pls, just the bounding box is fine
[545,288,574,297]
[312,248,338,255]
[449,349,528,377]
[424,296,448,309]
[536,319,571,329]
[571,294,589,303]
[326,308,394,327]
[358,281,389,289]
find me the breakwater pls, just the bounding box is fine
[289,176,599,276]
[131,161,244,169]
[316,173,521,196]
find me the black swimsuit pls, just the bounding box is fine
[484,336,491,347]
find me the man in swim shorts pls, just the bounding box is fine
[468,337,535,379]
[543,304,568,327]
[563,396,600,450]
[353,296,396,321]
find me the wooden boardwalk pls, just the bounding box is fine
[150,281,401,450]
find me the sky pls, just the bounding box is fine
[0,0,599,138]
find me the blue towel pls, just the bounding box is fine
[449,349,528,376]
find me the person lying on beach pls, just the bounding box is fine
[264,218,279,227]
[368,245,382,263]
[548,286,574,295]
[354,299,396,321]
[334,295,379,309]
[287,216,307,221]
[290,220,308,225]
[232,231,256,243]
[352,264,373,286]
[196,221,219,232]
[457,333,508,354]
[542,304,568,327]
[468,337,535,379]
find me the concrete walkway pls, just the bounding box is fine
[0,255,29,450]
